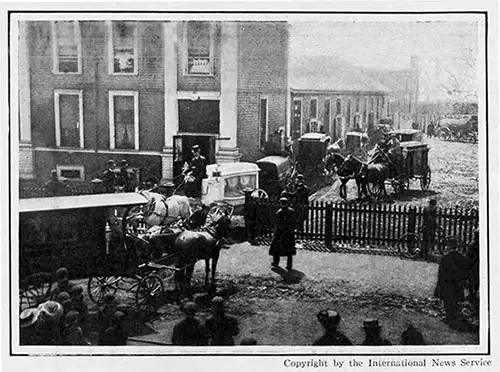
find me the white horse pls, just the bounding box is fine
[137,191,192,227]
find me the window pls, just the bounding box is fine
[292,99,302,138]
[336,98,342,115]
[109,91,139,150]
[346,99,351,125]
[355,98,360,113]
[259,98,268,148]
[109,21,138,74]
[323,99,330,132]
[370,97,374,111]
[54,90,84,148]
[376,98,380,120]
[363,97,368,124]
[310,98,318,119]
[52,21,81,74]
[185,21,214,75]
[57,165,85,181]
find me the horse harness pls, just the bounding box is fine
[145,197,170,225]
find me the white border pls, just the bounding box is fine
[108,90,140,150]
[54,89,84,148]
[51,20,82,75]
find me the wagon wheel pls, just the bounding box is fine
[208,202,234,221]
[438,129,450,141]
[20,272,53,311]
[420,166,431,191]
[367,181,383,197]
[251,188,269,200]
[396,233,422,259]
[87,276,122,305]
[135,273,164,314]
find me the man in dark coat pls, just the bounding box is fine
[204,297,239,346]
[118,159,131,192]
[466,228,479,308]
[291,174,310,229]
[184,145,207,198]
[269,197,296,271]
[45,170,67,197]
[361,319,391,346]
[434,239,471,327]
[422,199,438,260]
[171,302,208,346]
[401,324,425,345]
[99,311,128,346]
[313,310,352,346]
[102,160,117,193]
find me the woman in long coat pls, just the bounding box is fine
[269,197,296,270]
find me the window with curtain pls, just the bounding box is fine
[57,93,81,147]
[112,21,137,74]
[113,95,135,149]
[187,21,212,75]
[54,21,80,73]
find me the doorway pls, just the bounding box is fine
[173,135,216,185]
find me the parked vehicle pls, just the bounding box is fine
[388,129,424,143]
[256,155,295,196]
[296,133,332,176]
[438,115,478,143]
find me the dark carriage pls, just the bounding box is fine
[297,133,332,176]
[18,193,172,312]
[256,155,294,197]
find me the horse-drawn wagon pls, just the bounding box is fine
[438,115,478,143]
[296,133,332,176]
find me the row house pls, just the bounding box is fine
[289,56,391,140]
[18,20,289,184]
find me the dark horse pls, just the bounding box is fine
[172,210,231,296]
[335,155,368,200]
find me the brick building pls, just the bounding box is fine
[289,56,391,140]
[18,20,289,184]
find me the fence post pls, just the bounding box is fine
[325,202,333,247]
[408,206,417,235]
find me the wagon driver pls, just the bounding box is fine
[269,196,297,271]
[184,145,207,198]
[387,133,403,176]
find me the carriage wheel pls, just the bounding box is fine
[87,276,122,305]
[438,129,449,141]
[135,274,164,314]
[367,181,383,197]
[208,202,234,221]
[396,233,423,259]
[420,167,432,191]
[251,188,269,200]
[20,272,53,311]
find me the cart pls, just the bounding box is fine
[296,133,331,176]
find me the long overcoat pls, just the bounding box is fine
[269,206,296,257]
[434,250,471,304]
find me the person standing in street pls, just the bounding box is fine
[118,159,131,192]
[269,197,297,271]
[291,174,310,229]
[204,297,239,346]
[171,302,208,346]
[45,170,67,197]
[434,238,471,329]
[422,199,438,260]
[361,319,392,346]
[102,160,117,193]
[313,310,352,346]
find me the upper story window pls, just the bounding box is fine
[336,98,342,115]
[109,21,138,75]
[54,90,84,148]
[310,98,318,119]
[52,21,81,74]
[109,91,139,150]
[355,98,360,113]
[184,21,214,75]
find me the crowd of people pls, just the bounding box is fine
[19,267,128,346]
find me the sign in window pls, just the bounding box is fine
[111,21,137,74]
[187,22,212,75]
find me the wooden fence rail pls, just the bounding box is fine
[244,194,479,249]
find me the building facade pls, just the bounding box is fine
[289,56,391,140]
[18,20,289,184]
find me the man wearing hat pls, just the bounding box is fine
[387,132,402,176]
[361,319,391,346]
[434,239,471,328]
[102,160,117,193]
[171,302,208,346]
[204,296,239,346]
[421,199,438,260]
[290,174,310,229]
[45,170,68,197]
[313,310,352,346]
[100,311,128,346]
[184,145,207,198]
[269,196,297,271]
[118,159,131,192]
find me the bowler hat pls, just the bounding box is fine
[108,159,116,165]
[363,318,381,330]
[192,145,200,152]
[121,159,128,165]
[20,308,39,328]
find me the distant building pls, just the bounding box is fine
[365,56,420,129]
[289,56,391,140]
[18,20,289,184]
